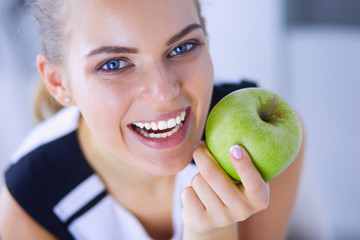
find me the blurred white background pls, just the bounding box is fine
[1,0,360,239]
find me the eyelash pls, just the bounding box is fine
[96,58,132,73]
[96,40,203,73]
[167,40,203,58]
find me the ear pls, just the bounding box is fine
[36,54,74,106]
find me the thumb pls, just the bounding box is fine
[229,145,270,201]
[229,145,262,186]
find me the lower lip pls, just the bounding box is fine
[128,107,192,149]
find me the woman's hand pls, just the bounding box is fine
[181,142,270,240]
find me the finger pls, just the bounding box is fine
[191,173,225,211]
[181,186,206,226]
[229,145,270,208]
[181,186,205,215]
[193,142,243,206]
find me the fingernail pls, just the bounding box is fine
[230,145,243,160]
[194,141,201,150]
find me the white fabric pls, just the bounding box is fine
[66,164,199,240]
[10,107,80,163]
[53,174,106,222]
[14,106,200,239]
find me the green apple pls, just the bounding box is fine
[205,88,302,182]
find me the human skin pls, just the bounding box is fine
[0,0,304,239]
[60,0,214,178]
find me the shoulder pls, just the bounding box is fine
[4,107,93,239]
[211,80,257,109]
[213,79,257,93]
[11,106,80,163]
[0,186,57,240]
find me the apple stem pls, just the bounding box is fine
[264,113,284,122]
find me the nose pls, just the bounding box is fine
[140,61,180,103]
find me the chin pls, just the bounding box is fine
[146,148,194,176]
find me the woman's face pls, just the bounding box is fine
[65,0,214,176]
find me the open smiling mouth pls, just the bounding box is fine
[130,110,187,139]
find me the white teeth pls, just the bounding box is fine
[133,111,186,131]
[135,124,183,139]
[167,118,176,128]
[181,112,185,121]
[132,110,186,139]
[144,123,151,130]
[172,124,181,133]
[135,122,144,129]
[151,122,158,131]
[139,129,148,137]
[158,121,167,130]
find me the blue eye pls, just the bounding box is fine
[100,59,129,72]
[168,41,200,57]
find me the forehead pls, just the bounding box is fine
[69,0,200,52]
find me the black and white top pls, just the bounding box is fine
[5,81,256,240]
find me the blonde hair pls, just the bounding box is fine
[32,0,203,121]
[31,0,72,121]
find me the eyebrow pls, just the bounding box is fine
[84,23,203,59]
[84,46,138,59]
[166,23,203,46]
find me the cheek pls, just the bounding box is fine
[72,78,136,136]
[196,54,214,117]
[181,52,214,137]
[187,52,214,105]
[190,51,214,91]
